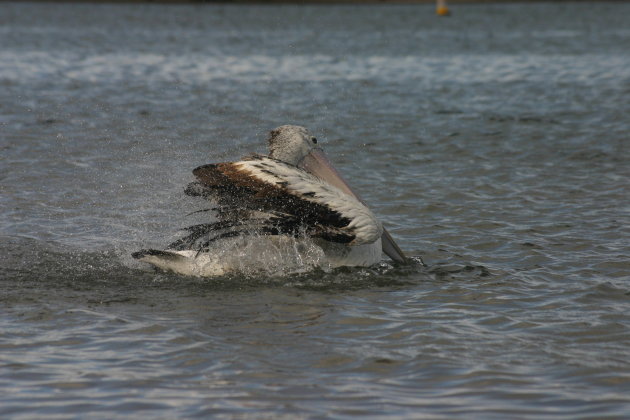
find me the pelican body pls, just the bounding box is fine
[133,125,407,276]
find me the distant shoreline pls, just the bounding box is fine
[12,0,630,4]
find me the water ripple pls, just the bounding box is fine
[2,2,630,418]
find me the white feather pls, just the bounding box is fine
[235,158,383,245]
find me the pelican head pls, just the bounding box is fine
[266,124,408,264]
[267,125,318,166]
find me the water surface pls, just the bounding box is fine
[1,2,630,418]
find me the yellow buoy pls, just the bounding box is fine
[436,0,451,16]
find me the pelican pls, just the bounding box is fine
[133,125,407,276]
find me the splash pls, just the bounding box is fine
[179,235,333,278]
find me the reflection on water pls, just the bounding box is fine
[1,1,630,418]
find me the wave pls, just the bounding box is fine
[2,51,629,85]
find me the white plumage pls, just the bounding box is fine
[234,158,383,246]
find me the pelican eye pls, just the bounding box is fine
[311,137,317,144]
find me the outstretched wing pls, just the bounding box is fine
[170,155,382,251]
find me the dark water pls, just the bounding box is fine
[2,1,630,418]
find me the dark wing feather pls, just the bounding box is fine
[171,157,368,251]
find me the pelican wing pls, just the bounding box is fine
[173,155,382,251]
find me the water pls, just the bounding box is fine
[1,1,630,418]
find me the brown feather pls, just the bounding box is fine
[178,159,358,250]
